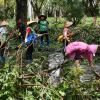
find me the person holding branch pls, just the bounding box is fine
[38,15,49,48]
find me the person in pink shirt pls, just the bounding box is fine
[65,41,100,67]
[63,21,73,48]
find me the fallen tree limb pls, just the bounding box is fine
[19,75,34,79]
[18,59,68,79]
[43,59,68,73]
[19,72,49,79]
[91,69,100,78]
[18,84,42,87]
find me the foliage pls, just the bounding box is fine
[63,0,84,24]
[72,24,100,44]
[82,0,100,16]
[0,0,15,19]
[0,15,100,100]
[0,67,19,99]
[30,0,46,16]
[0,55,100,100]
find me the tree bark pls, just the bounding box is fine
[16,0,27,25]
[59,7,62,18]
[4,0,7,19]
[30,0,45,16]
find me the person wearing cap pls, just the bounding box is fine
[0,20,8,68]
[38,15,49,48]
[65,41,100,67]
[24,21,37,61]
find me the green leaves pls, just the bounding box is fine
[0,67,19,99]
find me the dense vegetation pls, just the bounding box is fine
[0,0,100,99]
[0,18,99,100]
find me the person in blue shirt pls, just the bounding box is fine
[25,21,37,61]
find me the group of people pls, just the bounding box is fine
[16,15,50,61]
[0,15,100,68]
[58,21,100,68]
[0,15,50,64]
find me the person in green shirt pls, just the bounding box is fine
[38,15,49,47]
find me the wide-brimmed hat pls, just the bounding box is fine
[0,20,9,26]
[64,21,73,28]
[38,15,47,19]
[27,20,37,26]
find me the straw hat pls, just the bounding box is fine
[38,15,47,19]
[0,20,9,26]
[64,21,73,28]
[27,20,37,26]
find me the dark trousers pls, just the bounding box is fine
[0,42,6,68]
[40,31,49,47]
[63,39,68,48]
[96,45,100,54]
[62,39,69,59]
[0,42,6,57]
[26,43,33,60]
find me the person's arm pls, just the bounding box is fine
[87,54,94,67]
[46,21,49,29]
[63,29,70,43]
[47,21,49,25]
[25,27,30,42]
[67,29,74,37]
[37,21,41,33]
[63,28,68,39]
[25,32,28,41]
[96,45,100,53]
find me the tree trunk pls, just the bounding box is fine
[54,8,57,18]
[4,0,7,19]
[93,16,97,26]
[16,0,27,25]
[83,15,87,22]
[30,0,45,17]
[59,7,62,18]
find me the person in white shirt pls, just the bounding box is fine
[0,21,8,45]
[0,20,8,68]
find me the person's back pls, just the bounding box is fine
[38,20,48,32]
[65,41,99,67]
[38,15,49,47]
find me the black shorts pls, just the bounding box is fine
[74,52,81,60]
[96,46,100,54]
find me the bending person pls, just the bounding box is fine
[65,41,100,67]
